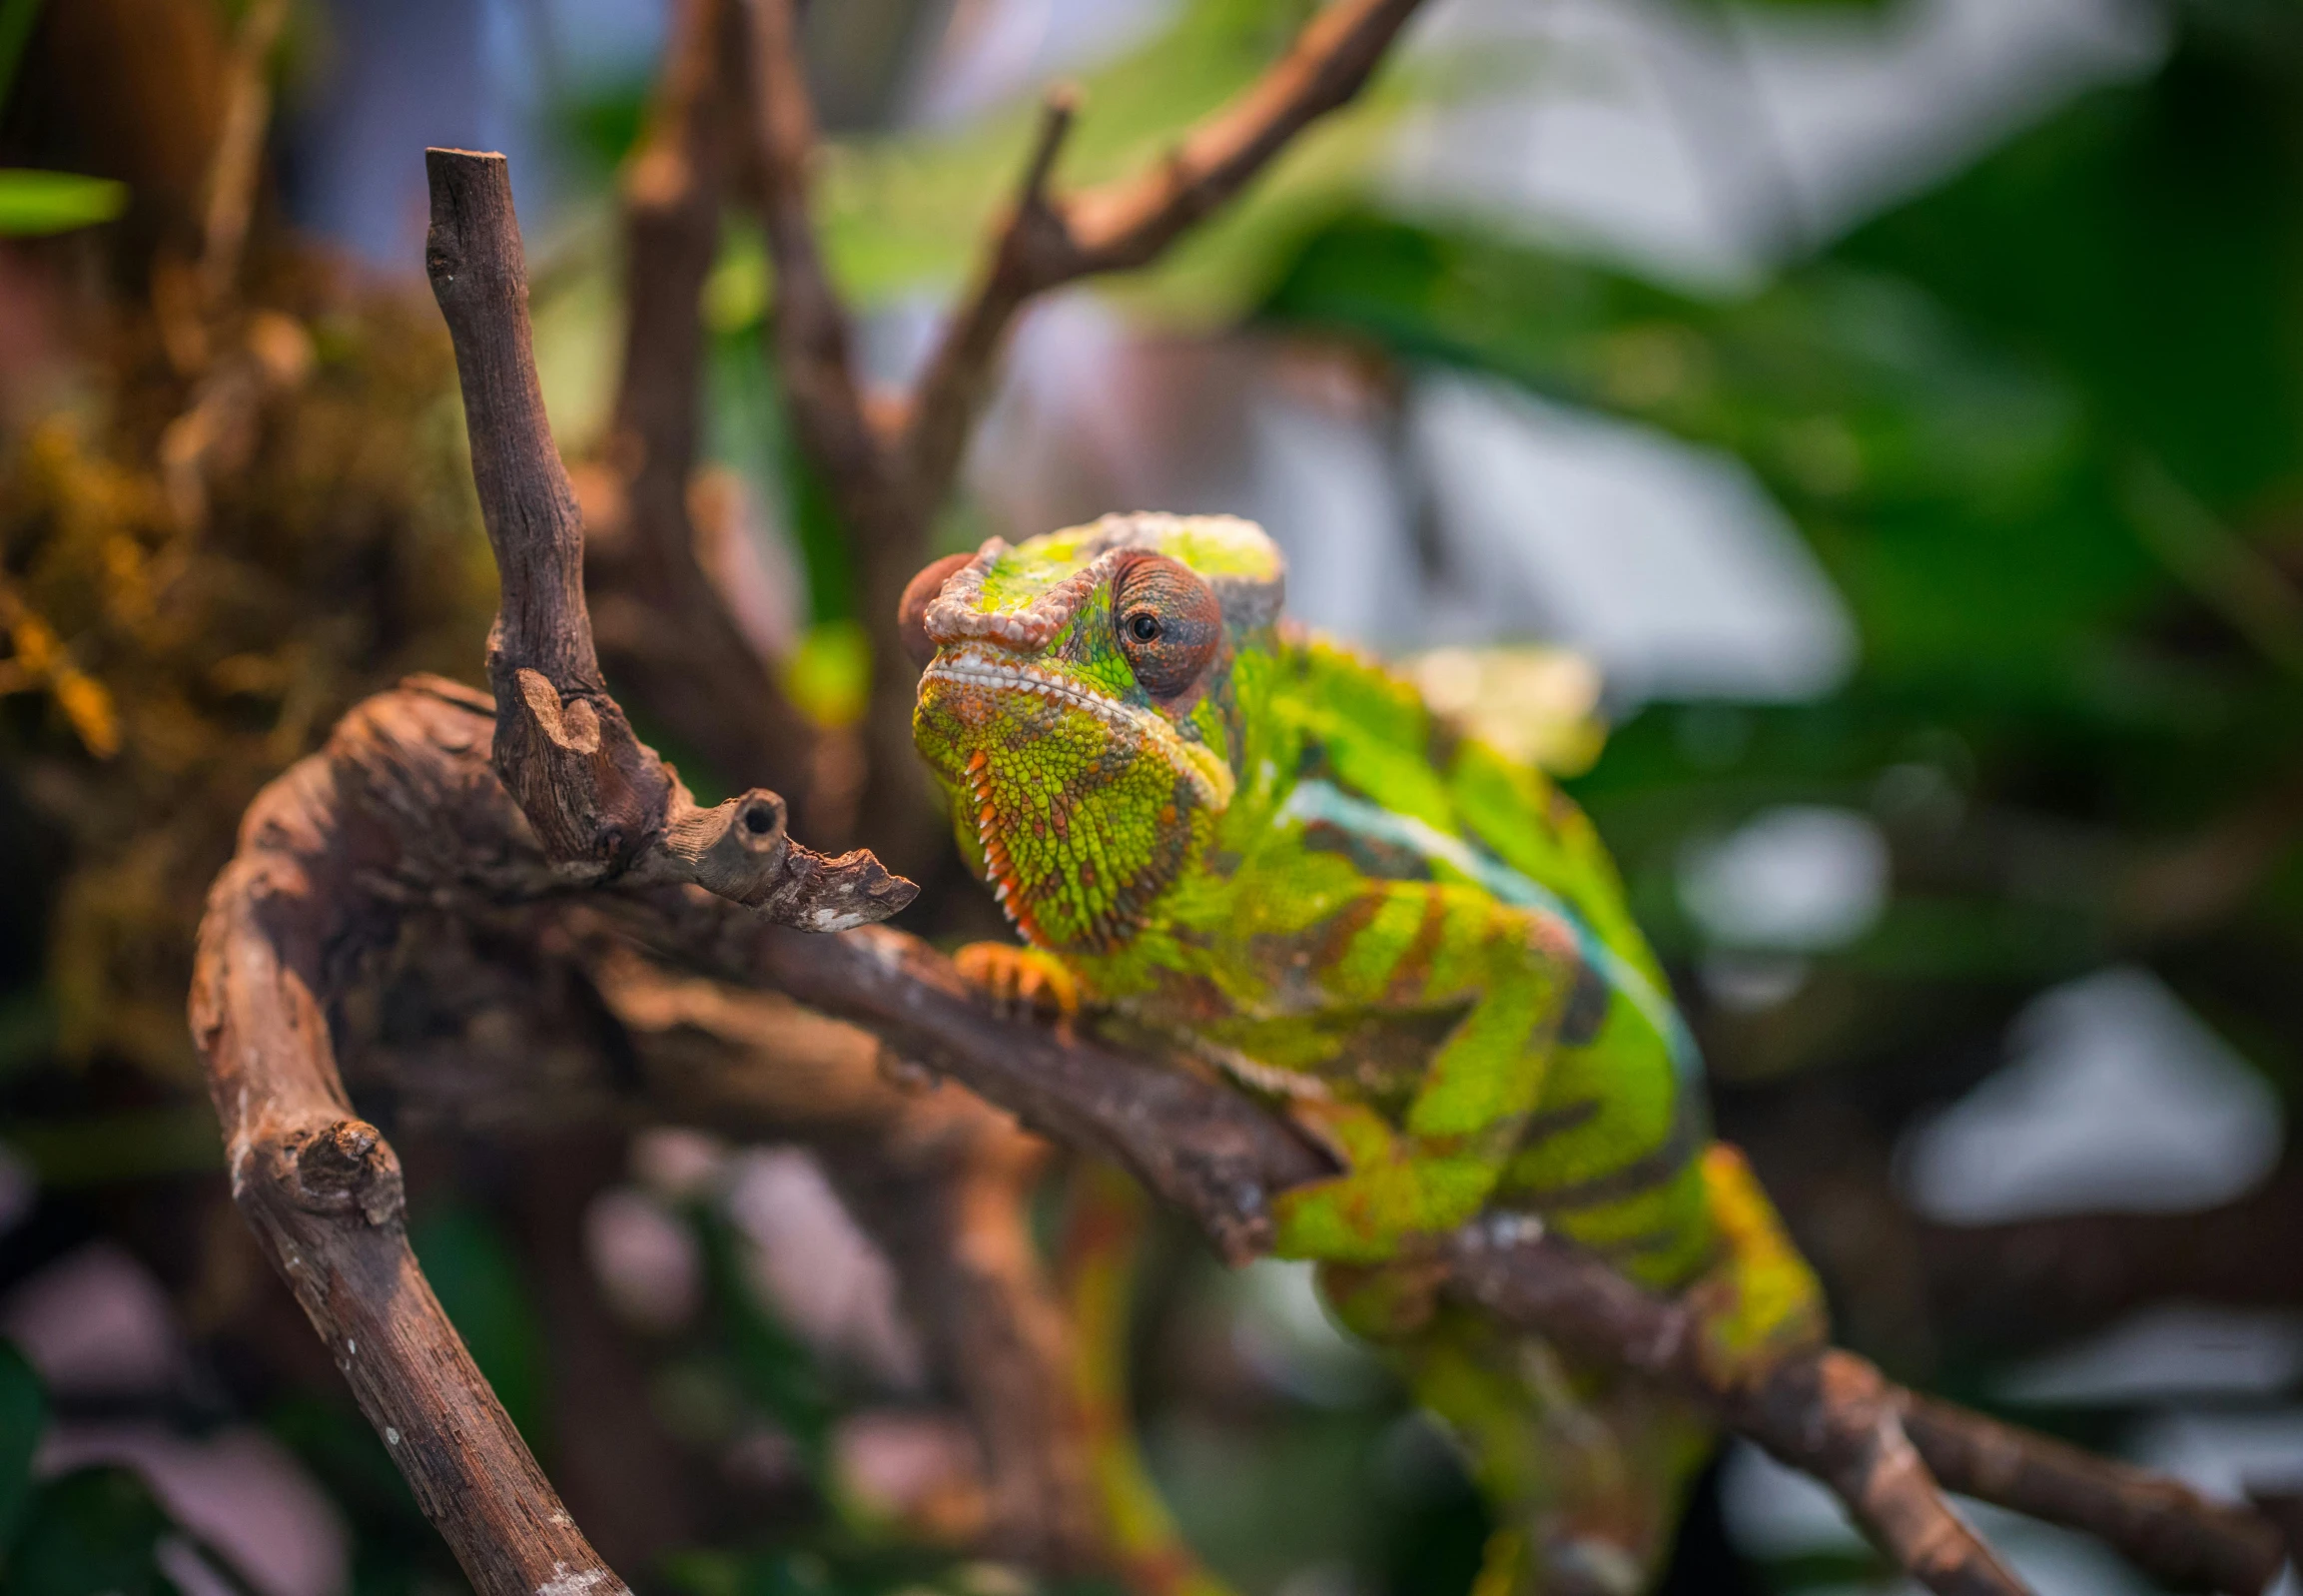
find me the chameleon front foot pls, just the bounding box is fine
[953,940,1084,1019]
[1685,1143,1829,1390]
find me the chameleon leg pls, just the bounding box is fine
[1381,1301,1710,1596]
[1270,890,1573,1263]
[954,941,1084,1019]
[1684,1143,1830,1389]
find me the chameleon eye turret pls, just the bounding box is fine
[898,552,973,670]
[1113,553,1222,699]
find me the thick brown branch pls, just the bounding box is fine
[898,0,1429,514]
[423,147,908,927]
[200,681,2288,1596]
[189,740,625,1596]
[639,901,1330,1266]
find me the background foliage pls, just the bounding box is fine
[1,2,2299,1594]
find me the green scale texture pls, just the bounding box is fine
[913,513,1825,1593]
[913,512,1708,1284]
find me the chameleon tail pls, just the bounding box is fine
[1060,1160,1239,1596]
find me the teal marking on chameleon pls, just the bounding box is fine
[1277,778,1703,1082]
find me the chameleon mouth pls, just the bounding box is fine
[920,648,1230,811]
[922,650,1143,736]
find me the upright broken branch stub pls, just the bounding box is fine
[422,147,914,928]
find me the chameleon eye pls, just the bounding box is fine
[1113,554,1221,699]
[898,552,973,670]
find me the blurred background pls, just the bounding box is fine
[2,0,2301,1592]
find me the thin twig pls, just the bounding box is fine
[897,0,1429,515]
[1901,1395,2287,1596]
[887,88,1080,528]
[733,0,892,545]
[200,0,292,314]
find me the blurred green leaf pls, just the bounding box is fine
[691,1206,834,1472]
[1841,37,2303,511]
[784,620,872,728]
[6,1467,172,1596]
[1260,214,2165,713]
[0,171,129,237]
[0,0,42,114]
[814,0,1431,325]
[0,1339,43,1552]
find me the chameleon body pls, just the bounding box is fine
[907,513,1825,1594]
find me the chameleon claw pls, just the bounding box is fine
[953,941,1083,1020]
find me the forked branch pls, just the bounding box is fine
[197,677,2289,1596]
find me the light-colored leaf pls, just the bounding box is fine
[0,169,128,236]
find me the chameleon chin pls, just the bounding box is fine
[904,512,1827,1596]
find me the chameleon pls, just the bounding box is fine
[901,512,1827,1596]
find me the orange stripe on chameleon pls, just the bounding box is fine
[968,749,1048,946]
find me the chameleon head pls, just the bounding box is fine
[904,512,1285,953]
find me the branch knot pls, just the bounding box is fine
[288,1119,405,1226]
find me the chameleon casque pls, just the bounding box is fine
[902,512,1826,1596]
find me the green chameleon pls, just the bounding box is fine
[902,512,1827,1596]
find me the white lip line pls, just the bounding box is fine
[924,651,1221,808]
[924,652,1142,736]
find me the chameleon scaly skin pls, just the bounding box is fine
[910,513,1824,1592]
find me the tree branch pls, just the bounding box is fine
[190,724,627,1596]
[198,0,290,314]
[897,0,1430,516]
[1900,1395,2285,1596]
[191,145,2286,1596]
[733,0,896,551]
[201,679,2289,1596]
[423,147,908,928]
